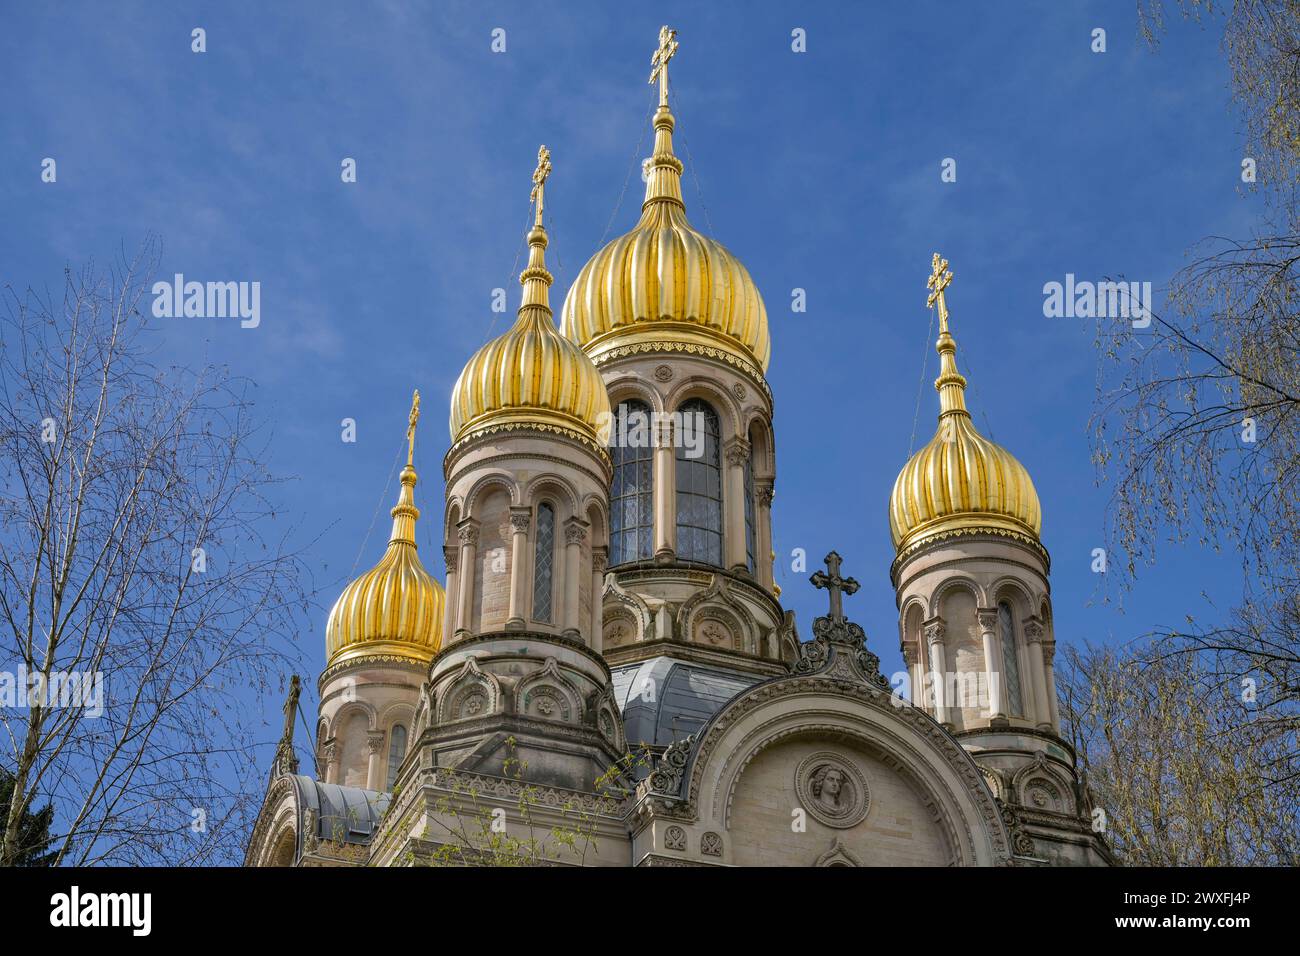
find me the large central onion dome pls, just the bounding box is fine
[889,257,1042,556]
[450,148,611,451]
[327,393,446,667]
[559,45,769,378]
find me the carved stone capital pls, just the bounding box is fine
[509,509,531,534]
[1042,640,1056,665]
[977,608,999,633]
[592,546,608,574]
[456,518,480,545]
[724,437,751,467]
[564,519,588,546]
[923,620,946,647]
[367,731,386,754]
[443,546,459,574]
[1023,619,1045,644]
[755,481,775,506]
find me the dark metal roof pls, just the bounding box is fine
[611,657,761,748]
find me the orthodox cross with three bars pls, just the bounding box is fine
[531,145,552,228]
[927,252,953,334]
[810,551,859,622]
[649,25,679,107]
[406,389,421,467]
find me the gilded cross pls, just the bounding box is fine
[927,252,953,334]
[530,145,552,228]
[406,388,421,467]
[649,25,679,107]
[810,551,858,622]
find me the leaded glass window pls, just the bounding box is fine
[675,399,722,565]
[533,502,555,622]
[998,602,1023,717]
[386,724,407,790]
[610,400,654,565]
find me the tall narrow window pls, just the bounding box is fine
[675,399,722,565]
[743,438,756,572]
[610,400,654,565]
[385,724,407,790]
[997,602,1023,717]
[533,502,555,622]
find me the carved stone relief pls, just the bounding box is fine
[794,751,871,829]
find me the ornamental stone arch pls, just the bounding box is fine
[522,474,582,521]
[606,376,666,417]
[245,774,301,867]
[603,574,653,641]
[437,657,503,724]
[672,677,1012,867]
[664,376,744,444]
[1011,752,1077,816]
[513,657,584,725]
[676,574,757,655]
[927,574,985,619]
[462,471,522,518]
[988,575,1039,618]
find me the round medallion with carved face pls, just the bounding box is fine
[795,752,870,829]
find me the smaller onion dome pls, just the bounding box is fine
[889,255,1043,556]
[449,146,612,452]
[326,391,446,667]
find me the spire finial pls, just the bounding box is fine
[406,389,420,468]
[926,252,968,418]
[520,145,554,312]
[643,26,685,209]
[649,25,679,108]
[390,390,422,544]
[530,145,552,229]
[927,252,953,334]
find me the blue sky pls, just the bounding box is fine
[0,2,1253,748]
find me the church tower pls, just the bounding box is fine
[430,146,627,792]
[560,29,792,744]
[318,393,445,792]
[889,254,1109,865]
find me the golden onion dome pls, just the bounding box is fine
[449,146,612,451]
[559,27,770,377]
[326,391,446,668]
[889,255,1042,555]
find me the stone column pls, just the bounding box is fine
[506,509,531,629]
[365,731,385,791]
[590,546,608,652]
[903,641,922,708]
[653,417,676,562]
[755,481,775,589]
[977,608,1006,721]
[455,519,479,638]
[723,437,751,574]
[1024,620,1052,730]
[320,741,338,785]
[924,620,948,725]
[563,519,587,638]
[442,545,459,639]
[1042,639,1061,733]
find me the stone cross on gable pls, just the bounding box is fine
[810,551,858,622]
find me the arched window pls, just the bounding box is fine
[610,400,654,565]
[743,437,756,572]
[385,724,407,790]
[533,502,555,622]
[675,399,722,565]
[997,602,1023,716]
